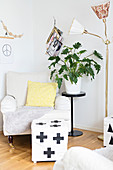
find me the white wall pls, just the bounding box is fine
[0,0,34,131]
[0,0,113,132]
[32,0,113,132]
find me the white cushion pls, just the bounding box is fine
[55,95,71,111]
[39,110,70,121]
[53,147,113,170]
[6,71,50,107]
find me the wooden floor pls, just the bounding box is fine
[0,129,103,170]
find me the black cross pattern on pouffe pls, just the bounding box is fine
[109,136,113,145]
[51,120,61,123]
[44,147,55,158]
[36,122,46,125]
[53,133,64,144]
[107,124,113,133]
[36,132,47,142]
[50,124,61,127]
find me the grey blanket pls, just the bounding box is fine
[4,106,53,134]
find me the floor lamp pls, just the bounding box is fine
[69,1,111,140]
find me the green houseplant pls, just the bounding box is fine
[48,42,103,92]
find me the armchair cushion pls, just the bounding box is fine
[1,95,17,114]
[26,81,57,107]
[6,71,50,107]
[55,95,71,111]
[4,106,53,134]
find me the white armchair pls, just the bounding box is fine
[1,71,71,146]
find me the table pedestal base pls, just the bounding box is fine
[68,130,83,137]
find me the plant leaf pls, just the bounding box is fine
[73,62,77,71]
[82,58,91,63]
[69,58,73,67]
[55,75,63,89]
[58,68,64,74]
[73,77,78,84]
[63,46,73,50]
[64,54,72,61]
[48,56,56,60]
[94,64,101,74]
[63,74,68,80]
[48,56,60,69]
[82,58,91,66]
[61,48,70,55]
[72,53,79,61]
[73,42,82,49]
[58,65,68,74]
[50,69,56,79]
[57,78,63,89]
[69,72,74,82]
[48,62,56,69]
[78,50,87,54]
[62,65,68,71]
[68,47,73,50]
[78,66,86,74]
[93,50,103,60]
[56,56,60,63]
[86,67,95,79]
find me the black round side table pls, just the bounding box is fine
[62,91,86,137]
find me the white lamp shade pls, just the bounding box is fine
[69,18,84,35]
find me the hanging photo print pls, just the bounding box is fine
[46,26,63,56]
[0,20,23,64]
[0,39,14,64]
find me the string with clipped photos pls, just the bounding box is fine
[0,20,23,39]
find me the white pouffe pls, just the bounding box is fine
[31,119,68,163]
[104,117,113,147]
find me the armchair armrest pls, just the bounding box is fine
[1,95,17,114]
[55,95,71,111]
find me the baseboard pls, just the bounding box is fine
[74,124,103,133]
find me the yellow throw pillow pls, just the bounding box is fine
[26,81,58,107]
